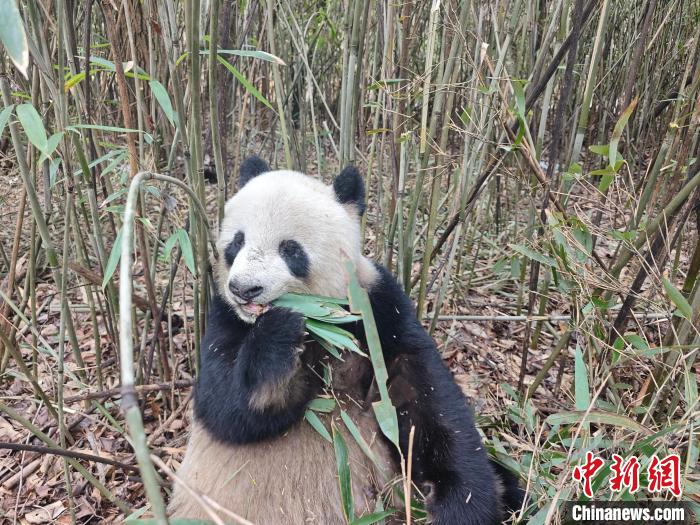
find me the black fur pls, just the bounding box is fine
[239,156,270,188]
[333,165,366,215]
[224,231,245,266]
[491,461,526,516]
[279,239,310,279]
[349,264,521,524]
[194,298,322,443]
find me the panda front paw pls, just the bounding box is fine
[253,306,305,347]
[246,307,306,373]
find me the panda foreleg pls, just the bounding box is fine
[388,351,504,525]
[194,307,320,444]
[364,266,505,524]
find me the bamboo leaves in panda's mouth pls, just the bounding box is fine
[273,292,366,358]
[273,292,359,323]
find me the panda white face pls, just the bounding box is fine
[215,166,372,324]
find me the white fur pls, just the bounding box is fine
[215,170,377,322]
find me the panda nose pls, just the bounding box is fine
[228,281,264,302]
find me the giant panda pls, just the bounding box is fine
[169,157,524,524]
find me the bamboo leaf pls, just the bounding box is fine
[304,410,332,443]
[102,228,123,289]
[160,231,179,261]
[346,261,399,450]
[66,124,143,134]
[340,410,383,474]
[305,319,365,356]
[16,103,48,153]
[64,71,86,91]
[216,55,274,110]
[275,294,332,317]
[509,243,557,267]
[310,332,344,360]
[662,277,692,319]
[608,97,638,168]
[149,80,176,127]
[332,422,354,523]
[0,0,29,77]
[545,410,651,435]
[86,56,151,80]
[308,397,337,413]
[176,229,196,276]
[0,104,14,136]
[574,344,590,411]
[589,144,609,157]
[39,132,64,163]
[275,292,359,323]
[207,48,286,65]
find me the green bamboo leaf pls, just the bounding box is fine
[545,410,651,435]
[16,103,48,152]
[160,231,179,262]
[509,243,557,267]
[340,410,383,474]
[308,397,337,413]
[66,123,142,134]
[48,157,61,188]
[102,227,123,289]
[612,333,651,365]
[275,293,360,323]
[206,48,286,65]
[574,344,590,411]
[662,277,692,319]
[608,97,638,168]
[346,260,399,450]
[332,422,354,523]
[64,71,86,91]
[305,319,364,356]
[304,410,332,443]
[621,334,649,352]
[149,80,176,127]
[597,171,615,193]
[589,144,609,157]
[309,332,343,360]
[0,0,29,77]
[279,292,349,305]
[275,294,332,317]
[0,104,14,136]
[87,56,151,80]
[371,401,399,450]
[74,148,124,178]
[176,229,196,276]
[216,55,274,110]
[39,132,64,162]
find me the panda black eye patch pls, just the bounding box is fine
[279,240,309,279]
[224,231,245,266]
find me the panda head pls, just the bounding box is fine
[215,156,376,324]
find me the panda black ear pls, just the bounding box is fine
[333,165,365,215]
[239,156,270,188]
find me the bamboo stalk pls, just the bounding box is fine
[119,172,168,524]
[265,0,293,168]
